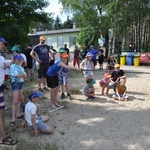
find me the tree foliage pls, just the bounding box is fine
[0,0,51,48]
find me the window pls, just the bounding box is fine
[47,37,52,46]
[57,36,64,48]
[69,36,76,47]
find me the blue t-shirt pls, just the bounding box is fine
[10,64,26,83]
[90,49,99,60]
[33,44,49,63]
[47,59,63,76]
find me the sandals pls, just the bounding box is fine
[1,136,17,145]
[10,121,15,127]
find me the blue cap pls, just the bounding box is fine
[13,54,23,60]
[0,37,8,45]
[30,91,43,99]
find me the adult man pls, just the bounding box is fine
[0,37,17,145]
[108,64,126,92]
[30,36,50,91]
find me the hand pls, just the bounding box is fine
[34,129,40,137]
[37,59,42,63]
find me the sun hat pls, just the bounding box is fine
[59,47,66,53]
[0,37,8,45]
[104,73,111,79]
[86,52,93,57]
[60,52,69,58]
[30,91,43,99]
[13,54,23,60]
[87,79,96,85]
[115,64,120,68]
[11,45,21,51]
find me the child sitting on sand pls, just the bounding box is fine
[24,91,53,136]
[83,78,96,100]
[99,73,111,96]
[112,85,128,101]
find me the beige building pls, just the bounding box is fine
[28,28,80,52]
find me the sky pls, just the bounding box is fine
[45,0,70,22]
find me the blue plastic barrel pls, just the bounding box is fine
[126,55,133,65]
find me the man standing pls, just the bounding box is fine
[0,37,17,145]
[30,36,50,91]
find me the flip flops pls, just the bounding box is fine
[1,136,17,145]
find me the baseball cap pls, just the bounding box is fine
[86,52,93,57]
[87,79,96,85]
[104,73,111,79]
[115,64,120,68]
[0,37,8,45]
[11,45,21,51]
[30,91,43,99]
[60,52,69,58]
[13,54,23,60]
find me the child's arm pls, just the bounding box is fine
[31,114,40,136]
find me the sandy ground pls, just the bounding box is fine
[1,62,150,150]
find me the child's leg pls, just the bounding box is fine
[41,116,49,122]
[50,87,57,108]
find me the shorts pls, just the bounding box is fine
[92,59,97,66]
[0,84,5,110]
[108,82,117,89]
[59,72,68,85]
[11,82,24,92]
[38,63,49,78]
[112,94,128,99]
[30,117,47,131]
[24,60,32,69]
[5,75,10,80]
[83,71,93,78]
[46,75,58,88]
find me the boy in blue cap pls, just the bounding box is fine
[83,78,96,100]
[24,91,53,136]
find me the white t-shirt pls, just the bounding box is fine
[25,101,39,126]
[0,56,5,86]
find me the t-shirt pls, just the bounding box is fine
[24,48,32,63]
[65,47,69,54]
[0,56,5,86]
[90,49,99,60]
[99,49,104,56]
[33,44,49,63]
[107,59,116,70]
[9,64,26,83]
[83,85,94,93]
[74,49,80,58]
[47,59,63,76]
[5,60,10,75]
[25,101,39,126]
[110,70,125,82]
[81,49,88,59]
[82,59,93,75]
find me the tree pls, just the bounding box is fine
[0,0,52,48]
[62,16,74,29]
[54,15,63,30]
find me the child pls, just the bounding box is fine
[24,91,53,136]
[83,78,96,100]
[112,85,128,101]
[46,52,81,109]
[99,73,111,95]
[9,54,26,127]
[106,54,116,72]
[59,67,73,100]
[81,52,94,82]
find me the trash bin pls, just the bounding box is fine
[126,54,133,66]
[134,55,140,66]
[114,54,120,64]
[120,55,126,65]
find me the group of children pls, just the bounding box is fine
[81,52,128,101]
